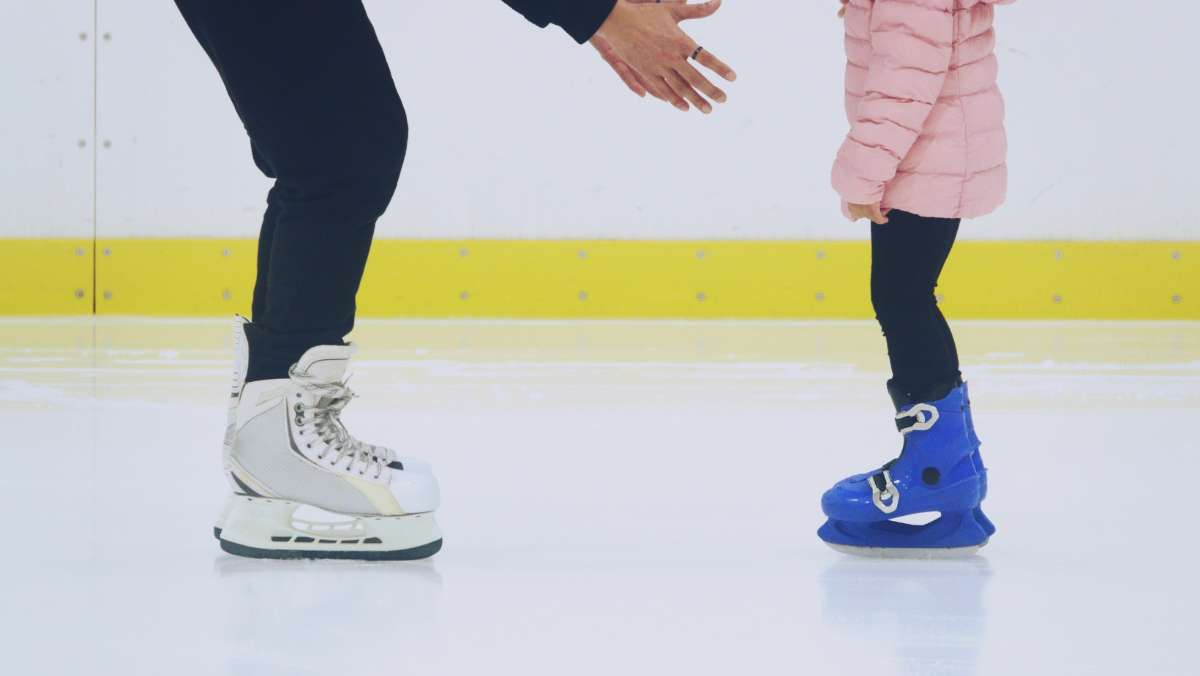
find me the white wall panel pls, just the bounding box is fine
[53,2,1200,240]
[0,1,95,237]
[94,0,269,238]
[988,2,1199,239]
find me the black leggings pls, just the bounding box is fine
[871,210,963,404]
[176,0,406,381]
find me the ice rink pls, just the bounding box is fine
[2,318,1196,676]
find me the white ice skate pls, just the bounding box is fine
[214,317,442,560]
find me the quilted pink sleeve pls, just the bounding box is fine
[832,0,955,205]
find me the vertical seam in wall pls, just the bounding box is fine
[91,0,99,315]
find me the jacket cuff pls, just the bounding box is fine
[831,163,884,206]
[553,0,618,44]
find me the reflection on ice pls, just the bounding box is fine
[213,556,444,676]
[822,557,991,676]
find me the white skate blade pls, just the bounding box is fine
[218,496,442,561]
[826,540,988,560]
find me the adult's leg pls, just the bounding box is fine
[870,210,962,403]
[176,0,408,381]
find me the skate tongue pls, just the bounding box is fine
[294,344,357,382]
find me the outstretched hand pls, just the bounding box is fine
[590,0,736,113]
[591,33,656,99]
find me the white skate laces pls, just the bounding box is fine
[288,367,394,481]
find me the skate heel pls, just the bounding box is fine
[974,506,996,537]
[218,495,442,561]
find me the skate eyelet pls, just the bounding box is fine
[922,467,941,486]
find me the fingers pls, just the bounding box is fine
[591,36,646,97]
[848,203,889,224]
[633,70,667,102]
[595,36,648,97]
[690,46,736,82]
[665,70,708,113]
[838,0,849,17]
[672,0,722,22]
[677,61,726,104]
[673,3,738,84]
[656,76,691,112]
[614,61,647,97]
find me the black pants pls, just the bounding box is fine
[871,210,963,404]
[177,0,406,382]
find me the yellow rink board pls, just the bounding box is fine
[1,238,1196,319]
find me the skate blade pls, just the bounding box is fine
[218,496,443,561]
[220,536,442,561]
[826,540,988,560]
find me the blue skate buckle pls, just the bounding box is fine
[895,402,939,434]
[870,470,900,514]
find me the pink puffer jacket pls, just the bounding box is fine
[832,0,1012,219]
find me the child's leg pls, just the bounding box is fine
[817,210,992,555]
[869,210,962,403]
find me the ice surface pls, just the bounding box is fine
[1,318,1197,676]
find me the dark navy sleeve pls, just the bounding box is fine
[500,0,618,44]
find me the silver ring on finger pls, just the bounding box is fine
[690,46,705,61]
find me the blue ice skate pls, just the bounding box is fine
[818,382,994,557]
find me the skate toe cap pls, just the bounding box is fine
[821,475,880,522]
[389,469,440,514]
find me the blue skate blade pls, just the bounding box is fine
[825,541,988,559]
[818,509,992,553]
